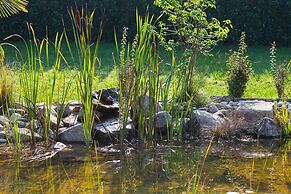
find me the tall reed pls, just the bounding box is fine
[68,8,102,147]
[42,32,66,144]
[19,24,44,146]
[117,12,163,144]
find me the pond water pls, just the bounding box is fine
[0,139,290,193]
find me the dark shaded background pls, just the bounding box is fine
[0,0,290,46]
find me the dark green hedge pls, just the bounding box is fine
[0,0,290,46]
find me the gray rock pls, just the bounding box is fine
[229,101,238,106]
[62,113,79,127]
[13,128,42,142]
[92,89,119,118]
[192,110,217,128]
[93,88,119,105]
[26,142,67,162]
[258,118,282,138]
[0,139,7,144]
[26,119,42,130]
[0,115,10,125]
[189,110,227,137]
[0,123,3,131]
[54,104,72,118]
[93,118,120,145]
[237,100,274,129]
[181,118,191,132]
[10,113,22,122]
[153,111,171,134]
[17,121,27,128]
[8,108,25,116]
[0,130,5,139]
[58,124,90,143]
[208,105,219,113]
[220,102,228,106]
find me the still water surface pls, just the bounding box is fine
[0,140,290,193]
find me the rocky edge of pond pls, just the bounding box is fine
[0,88,289,147]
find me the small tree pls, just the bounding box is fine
[154,0,231,100]
[226,32,252,98]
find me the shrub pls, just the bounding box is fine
[227,32,252,98]
[270,42,289,99]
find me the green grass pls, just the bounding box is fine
[2,42,291,101]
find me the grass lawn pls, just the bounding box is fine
[2,42,291,102]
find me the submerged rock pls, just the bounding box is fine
[58,124,90,143]
[26,142,67,162]
[258,117,282,138]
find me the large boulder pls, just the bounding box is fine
[58,124,90,143]
[258,118,282,138]
[237,100,274,129]
[189,110,227,138]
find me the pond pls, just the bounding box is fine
[0,139,290,193]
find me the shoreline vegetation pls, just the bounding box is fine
[0,1,291,193]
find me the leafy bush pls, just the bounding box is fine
[270,42,289,99]
[227,32,252,98]
[155,0,231,102]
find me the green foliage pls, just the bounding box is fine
[116,12,163,143]
[68,8,102,147]
[0,0,28,18]
[154,0,231,54]
[0,47,12,113]
[227,32,252,98]
[155,0,230,103]
[19,25,43,145]
[270,42,289,99]
[274,102,291,138]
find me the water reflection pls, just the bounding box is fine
[0,139,290,193]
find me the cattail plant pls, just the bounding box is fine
[19,24,44,146]
[68,8,102,147]
[116,12,164,144]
